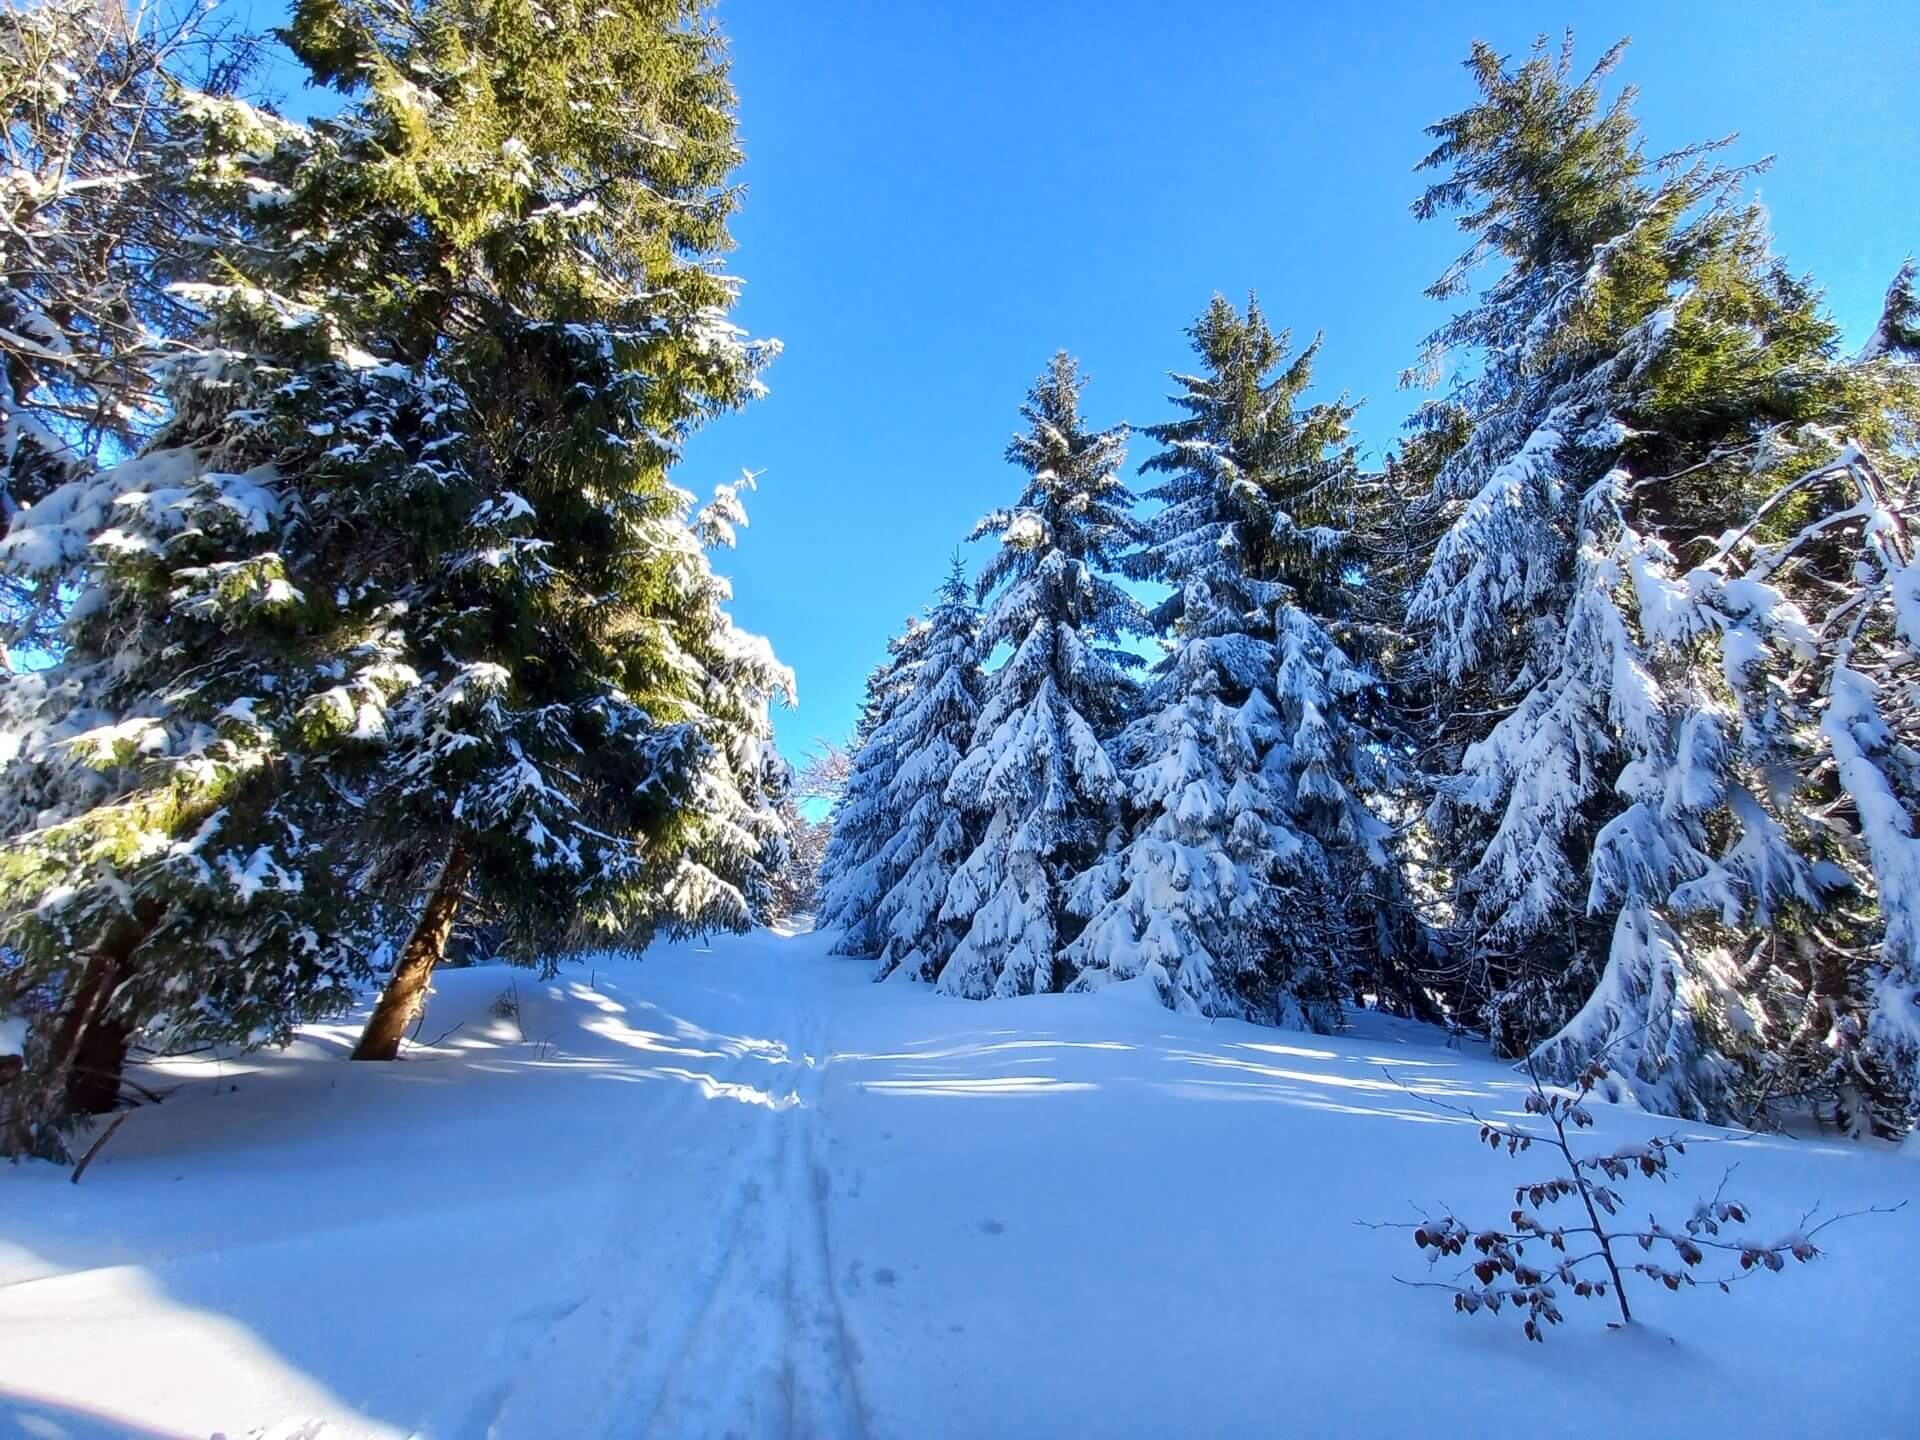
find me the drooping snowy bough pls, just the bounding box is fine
[1402,36,1920,1131]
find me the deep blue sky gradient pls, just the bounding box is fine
[240,1,1920,760]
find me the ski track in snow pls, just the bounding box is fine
[451,959,868,1440]
[630,973,868,1440]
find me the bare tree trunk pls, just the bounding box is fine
[352,837,472,1061]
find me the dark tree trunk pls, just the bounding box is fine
[352,837,473,1061]
[64,1011,134,1115]
[53,906,155,1116]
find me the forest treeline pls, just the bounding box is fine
[0,2,1914,1162]
[816,40,1920,1137]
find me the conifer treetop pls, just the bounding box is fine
[1135,293,1358,624]
[973,351,1146,659]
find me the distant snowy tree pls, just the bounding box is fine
[762,739,849,920]
[1065,297,1403,1024]
[936,353,1146,999]
[794,739,853,809]
[1858,260,1920,364]
[768,795,831,921]
[1403,34,1920,1127]
[870,558,982,983]
[815,621,923,954]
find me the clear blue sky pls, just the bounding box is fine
[242,1,1920,761]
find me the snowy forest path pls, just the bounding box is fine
[435,928,871,1440]
[629,945,871,1440]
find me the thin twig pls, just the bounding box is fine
[408,1021,464,1051]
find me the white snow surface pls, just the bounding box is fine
[2,926,1914,1439]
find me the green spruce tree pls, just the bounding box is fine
[279,0,793,1059]
[0,0,788,1154]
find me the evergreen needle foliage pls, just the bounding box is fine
[819,34,1920,1136]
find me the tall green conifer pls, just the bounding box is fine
[0,0,789,1152]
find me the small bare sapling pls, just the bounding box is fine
[1379,1058,1903,1342]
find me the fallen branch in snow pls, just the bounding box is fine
[69,1108,130,1185]
[407,1022,464,1052]
[63,1061,176,1110]
[106,1071,171,1107]
[1369,1057,1908,1340]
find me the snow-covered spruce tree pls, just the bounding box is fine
[1347,411,1477,1009]
[767,791,830,922]
[869,558,982,983]
[0,89,390,1156]
[764,737,849,918]
[936,353,1146,999]
[0,0,259,651]
[1063,296,1404,1025]
[1646,423,1920,1136]
[814,622,922,954]
[0,0,790,1154]
[270,0,793,1060]
[1859,260,1920,364]
[1402,35,1920,1126]
[1810,431,1920,1129]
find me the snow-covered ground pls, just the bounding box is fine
[3,926,1913,1439]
